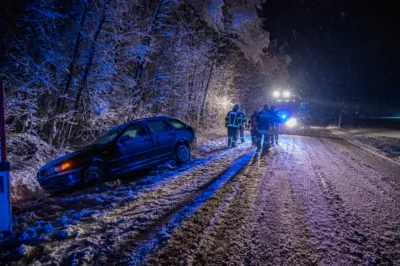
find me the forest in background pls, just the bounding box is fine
[0,0,290,202]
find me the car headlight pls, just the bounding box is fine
[48,162,73,175]
[285,118,297,128]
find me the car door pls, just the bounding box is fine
[146,120,176,158]
[116,122,155,173]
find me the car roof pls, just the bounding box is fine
[116,116,180,129]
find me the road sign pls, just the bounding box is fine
[0,81,12,232]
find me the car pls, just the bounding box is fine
[37,117,197,191]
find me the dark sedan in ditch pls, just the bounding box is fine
[37,117,197,191]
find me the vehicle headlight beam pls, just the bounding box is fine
[273,91,280,98]
[285,118,297,128]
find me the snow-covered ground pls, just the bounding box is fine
[330,126,400,163]
[1,129,400,265]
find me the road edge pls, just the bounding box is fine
[333,127,400,167]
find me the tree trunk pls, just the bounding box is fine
[199,37,221,123]
[131,0,166,112]
[199,58,215,121]
[48,0,91,145]
[59,0,108,149]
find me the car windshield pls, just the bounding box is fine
[93,127,121,145]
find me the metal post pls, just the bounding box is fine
[0,81,12,232]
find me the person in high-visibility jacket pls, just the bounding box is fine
[225,104,241,147]
[255,104,273,152]
[238,109,247,143]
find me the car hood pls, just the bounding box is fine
[40,151,81,170]
[39,144,105,170]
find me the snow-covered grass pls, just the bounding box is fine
[196,127,226,148]
[329,126,400,163]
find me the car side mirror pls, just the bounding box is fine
[119,135,130,143]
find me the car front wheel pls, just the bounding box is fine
[82,163,106,185]
[175,143,191,164]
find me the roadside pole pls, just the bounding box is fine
[0,81,12,233]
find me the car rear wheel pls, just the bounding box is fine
[175,143,191,165]
[82,163,106,185]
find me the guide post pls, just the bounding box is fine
[0,81,12,232]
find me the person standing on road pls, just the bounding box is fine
[238,109,247,143]
[225,104,241,147]
[255,104,273,152]
[269,105,281,145]
[250,108,260,146]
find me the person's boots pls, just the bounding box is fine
[228,138,231,147]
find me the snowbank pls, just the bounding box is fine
[7,134,70,203]
[196,127,227,146]
[329,127,400,163]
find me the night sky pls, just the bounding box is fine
[262,0,400,114]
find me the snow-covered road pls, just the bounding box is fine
[1,129,400,265]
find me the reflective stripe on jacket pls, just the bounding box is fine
[225,111,240,128]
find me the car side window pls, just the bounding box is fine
[122,123,148,139]
[147,121,168,133]
[168,119,187,129]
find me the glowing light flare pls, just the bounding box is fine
[286,118,297,128]
[283,91,291,98]
[273,91,280,98]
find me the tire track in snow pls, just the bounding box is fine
[138,151,264,266]
[246,138,317,266]
[78,146,255,265]
[176,153,262,266]
[282,137,359,265]
[124,151,255,265]
[287,136,398,265]
[304,137,400,265]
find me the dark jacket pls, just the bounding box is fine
[271,110,281,125]
[250,111,258,128]
[255,110,273,131]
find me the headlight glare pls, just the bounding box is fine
[286,118,297,128]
